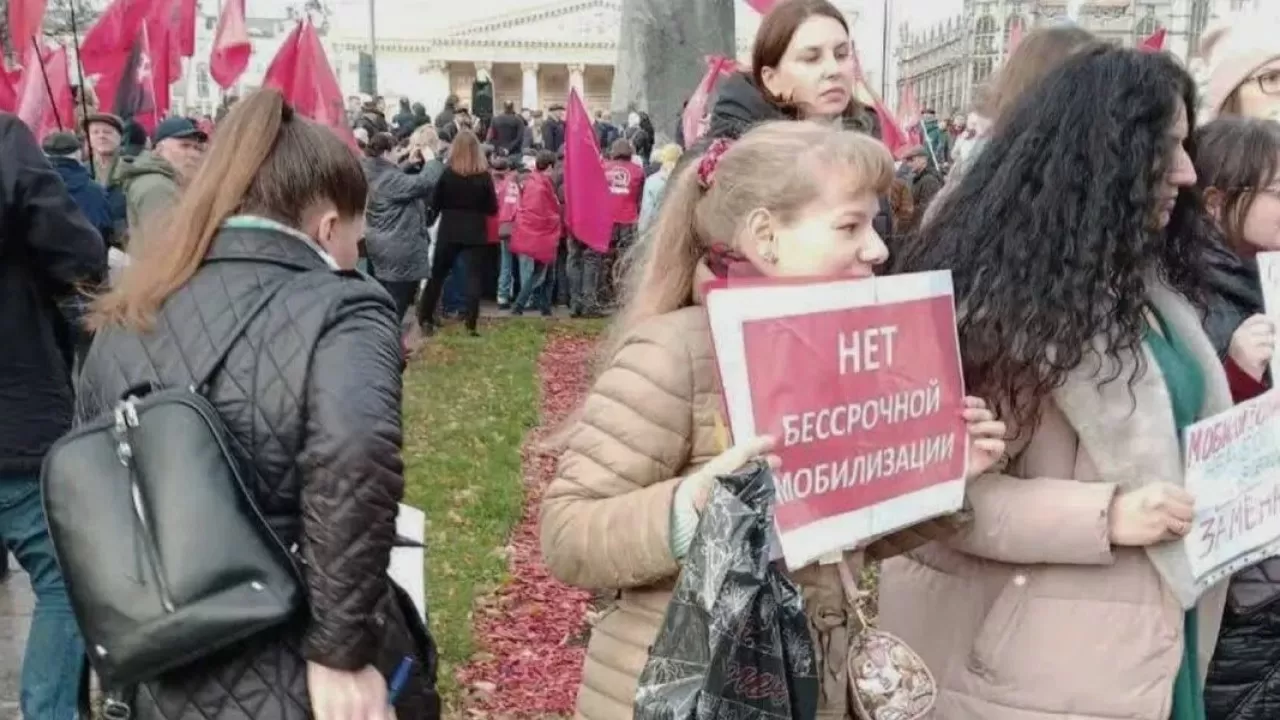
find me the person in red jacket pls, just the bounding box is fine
[510,150,563,316]
[600,138,645,307]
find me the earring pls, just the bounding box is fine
[762,247,778,264]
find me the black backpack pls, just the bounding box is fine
[41,278,304,699]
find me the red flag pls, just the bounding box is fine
[1140,27,1167,52]
[210,0,251,88]
[0,67,20,112]
[262,19,354,147]
[745,0,777,12]
[563,88,613,253]
[81,0,160,75]
[681,55,739,148]
[16,44,73,140]
[174,0,197,57]
[851,56,909,158]
[8,0,49,64]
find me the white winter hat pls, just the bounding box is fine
[1198,11,1280,123]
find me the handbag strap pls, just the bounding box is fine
[189,275,302,394]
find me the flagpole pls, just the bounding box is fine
[32,35,65,130]
[67,0,91,135]
[879,0,889,99]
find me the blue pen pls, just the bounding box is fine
[388,656,415,705]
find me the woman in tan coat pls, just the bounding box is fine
[885,47,1231,720]
[541,121,1008,720]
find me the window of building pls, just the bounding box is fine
[1135,12,1158,37]
[197,62,210,99]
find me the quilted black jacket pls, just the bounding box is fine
[1206,562,1280,720]
[75,225,439,719]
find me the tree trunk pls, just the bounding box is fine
[611,0,735,143]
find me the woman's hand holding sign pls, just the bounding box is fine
[1107,483,1195,546]
[1229,313,1275,381]
[962,397,1007,479]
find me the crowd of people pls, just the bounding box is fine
[5,0,1280,718]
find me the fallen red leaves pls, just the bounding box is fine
[455,332,599,716]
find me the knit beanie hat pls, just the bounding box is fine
[1198,11,1280,123]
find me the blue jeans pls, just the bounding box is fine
[441,252,468,315]
[0,476,84,719]
[498,239,515,305]
[513,255,554,314]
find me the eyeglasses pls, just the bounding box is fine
[1248,70,1280,96]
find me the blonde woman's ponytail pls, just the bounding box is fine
[89,90,291,331]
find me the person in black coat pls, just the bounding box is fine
[417,129,498,336]
[542,104,565,153]
[489,101,525,157]
[0,111,107,718]
[75,90,439,720]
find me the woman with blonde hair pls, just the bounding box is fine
[77,88,438,720]
[417,129,497,336]
[540,120,1007,720]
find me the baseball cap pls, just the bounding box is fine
[153,116,208,145]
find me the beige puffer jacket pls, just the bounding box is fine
[541,305,965,720]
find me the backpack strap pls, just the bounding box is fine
[189,274,304,394]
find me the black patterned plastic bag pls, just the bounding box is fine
[634,461,819,720]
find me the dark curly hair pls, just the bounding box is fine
[891,46,1212,430]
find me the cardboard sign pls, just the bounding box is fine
[706,271,968,568]
[1183,389,1280,596]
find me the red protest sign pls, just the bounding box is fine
[707,271,967,568]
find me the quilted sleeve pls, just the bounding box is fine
[297,283,405,670]
[540,320,695,590]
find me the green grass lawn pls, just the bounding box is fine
[399,318,602,709]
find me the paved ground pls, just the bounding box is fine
[0,568,32,719]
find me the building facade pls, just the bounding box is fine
[895,0,1219,119]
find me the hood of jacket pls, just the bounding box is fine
[709,72,789,135]
[117,150,179,185]
[1202,238,1264,357]
[706,71,882,143]
[49,156,95,192]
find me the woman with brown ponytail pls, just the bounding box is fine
[77,89,438,720]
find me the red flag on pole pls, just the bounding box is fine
[262,19,354,147]
[8,0,49,64]
[563,88,613,254]
[1140,27,1167,52]
[16,44,73,140]
[210,0,251,88]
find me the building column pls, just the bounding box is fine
[521,62,540,111]
[421,60,451,117]
[568,63,586,100]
